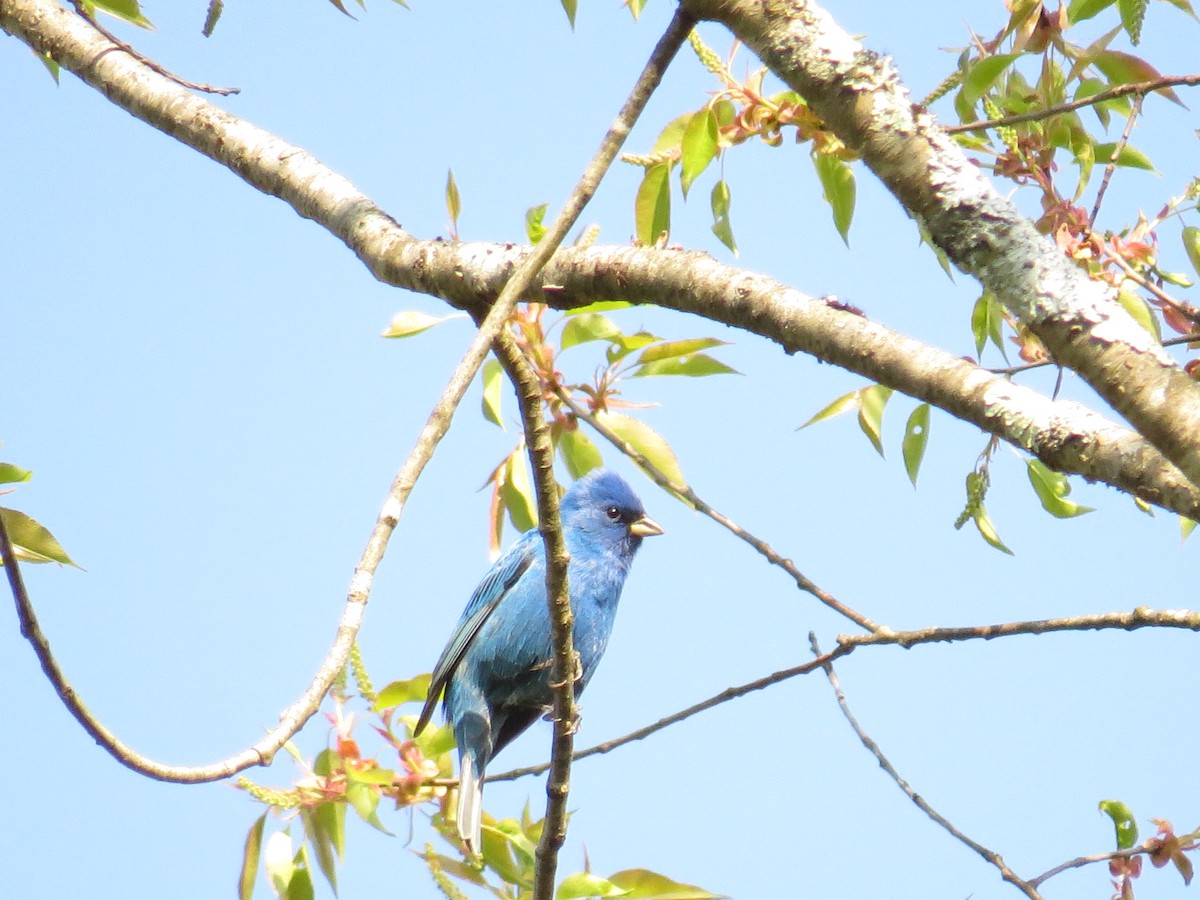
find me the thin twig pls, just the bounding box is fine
[70,1,239,95]
[486,643,855,783]
[838,607,1200,650]
[945,74,1200,134]
[493,332,575,895]
[1090,94,1142,227]
[553,388,882,632]
[1030,828,1200,887]
[486,606,1200,783]
[1110,251,1200,325]
[810,633,1043,899]
[989,331,1200,376]
[464,9,698,897]
[1,296,526,781]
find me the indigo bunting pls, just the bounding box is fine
[414,468,662,853]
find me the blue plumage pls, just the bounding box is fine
[414,468,662,853]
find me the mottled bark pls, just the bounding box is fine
[685,0,1200,486]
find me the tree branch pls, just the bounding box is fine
[487,607,1199,782]
[0,320,492,781]
[552,386,882,632]
[5,0,1198,518]
[486,643,854,783]
[810,633,1042,899]
[945,74,1200,134]
[468,9,696,894]
[839,606,1200,650]
[683,0,1200,488]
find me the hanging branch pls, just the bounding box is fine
[809,633,1043,899]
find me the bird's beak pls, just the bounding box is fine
[629,514,664,538]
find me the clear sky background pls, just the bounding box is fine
[4,1,1199,898]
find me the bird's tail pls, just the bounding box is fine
[457,750,484,855]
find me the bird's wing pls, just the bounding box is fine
[413,534,539,736]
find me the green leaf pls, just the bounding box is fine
[0,463,33,484]
[559,0,577,28]
[608,868,730,899]
[1160,0,1197,17]
[313,749,342,778]
[650,112,693,157]
[1099,799,1139,850]
[710,179,737,255]
[635,163,671,247]
[481,358,504,429]
[557,872,628,900]
[961,54,1021,107]
[626,0,647,20]
[410,720,456,758]
[1182,516,1197,542]
[381,310,464,339]
[300,805,340,896]
[857,385,893,457]
[445,168,461,236]
[238,814,267,900]
[605,330,662,365]
[561,313,622,350]
[633,353,739,377]
[680,109,718,199]
[799,390,862,429]
[36,51,60,84]
[1026,459,1095,517]
[558,427,603,479]
[89,0,152,27]
[635,338,729,363]
[1118,0,1148,43]
[0,507,78,567]
[1182,226,1200,279]
[347,766,398,786]
[902,404,930,486]
[973,505,1014,555]
[264,831,295,898]
[594,411,686,488]
[501,451,537,533]
[526,203,548,245]
[1116,287,1161,341]
[488,818,539,865]
[1093,142,1156,171]
[564,300,633,316]
[345,781,392,834]
[813,153,855,244]
[1068,0,1116,23]
[970,291,1007,360]
[284,849,315,900]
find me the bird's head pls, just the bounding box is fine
[561,468,663,554]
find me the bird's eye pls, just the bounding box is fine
[606,506,622,522]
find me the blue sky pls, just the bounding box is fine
[4,1,1199,898]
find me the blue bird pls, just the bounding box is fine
[414,468,662,853]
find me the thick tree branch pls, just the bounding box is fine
[683,0,1200,487]
[3,0,1199,516]
[414,241,1200,519]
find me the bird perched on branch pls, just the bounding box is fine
[414,468,662,854]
